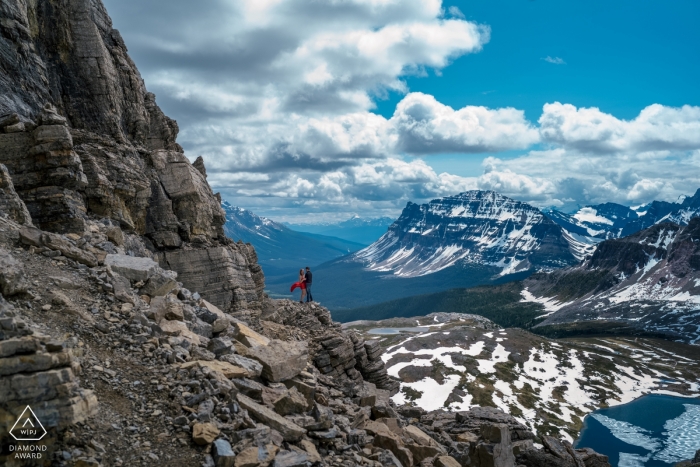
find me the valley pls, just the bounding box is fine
[345,314,700,443]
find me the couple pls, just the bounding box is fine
[290,266,313,303]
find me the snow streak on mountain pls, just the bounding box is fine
[352,191,584,278]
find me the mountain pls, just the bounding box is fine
[286,215,395,245]
[545,189,700,240]
[347,218,700,343]
[353,191,586,278]
[525,217,700,343]
[266,191,595,310]
[222,202,364,277]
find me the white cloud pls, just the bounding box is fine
[539,103,700,154]
[105,0,700,220]
[391,93,539,154]
[542,56,566,65]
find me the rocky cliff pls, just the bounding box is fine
[0,0,262,314]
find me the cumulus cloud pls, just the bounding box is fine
[391,93,539,154]
[539,103,700,154]
[104,0,700,220]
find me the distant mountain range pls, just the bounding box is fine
[544,188,700,240]
[231,189,700,317]
[338,217,700,343]
[286,216,394,245]
[221,202,364,283]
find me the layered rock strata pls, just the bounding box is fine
[0,0,262,313]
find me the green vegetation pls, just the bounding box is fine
[332,281,546,328]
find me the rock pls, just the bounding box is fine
[233,322,271,348]
[105,254,158,282]
[300,439,322,464]
[234,444,279,467]
[220,354,263,378]
[0,250,27,297]
[247,339,308,382]
[212,439,235,467]
[140,270,178,297]
[104,226,124,246]
[434,456,461,467]
[180,360,248,379]
[374,431,414,467]
[542,436,571,460]
[0,164,31,225]
[404,425,438,447]
[208,337,235,357]
[237,394,306,442]
[476,423,515,467]
[271,450,308,467]
[192,422,220,445]
[233,378,264,400]
[273,387,310,416]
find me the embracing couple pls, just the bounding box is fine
[294,266,313,303]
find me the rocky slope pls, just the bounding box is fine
[0,0,263,315]
[521,218,700,343]
[0,199,610,467]
[545,189,700,240]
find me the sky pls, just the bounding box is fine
[103,0,700,222]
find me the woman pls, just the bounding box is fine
[290,268,306,303]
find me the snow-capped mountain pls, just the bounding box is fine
[524,217,700,343]
[545,188,700,240]
[222,202,364,274]
[352,191,585,278]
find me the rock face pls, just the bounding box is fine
[0,164,31,225]
[0,300,97,466]
[0,0,262,313]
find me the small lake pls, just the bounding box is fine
[367,327,429,335]
[575,394,700,467]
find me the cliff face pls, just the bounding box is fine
[0,0,263,313]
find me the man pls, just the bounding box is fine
[304,267,313,302]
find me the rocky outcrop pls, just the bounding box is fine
[0,298,97,466]
[0,164,31,225]
[0,0,263,313]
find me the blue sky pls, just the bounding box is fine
[104,0,700,222]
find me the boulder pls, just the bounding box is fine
[105,254,159,282]
[212,439,235,467]
[374,431,413,467]
[271,450,308,467]
[219,354,263,378]
[192,422,220,445]
[0,164,31,225]
[233,321,270,348]
[247,339,308,382]
[140,270,178,297]
[273,387,310,416]
[434,456,461,467]
[180,360,248,379]
[237,394,306,442]
[0,250,27,297]
[234,444,279,467]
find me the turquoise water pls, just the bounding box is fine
[575,394,700,467]
[367,327,429,335]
